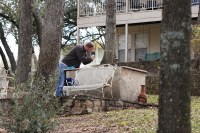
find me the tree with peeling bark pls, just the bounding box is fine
[16,0,33,84]
[101,0,116,64]
[37,0,65,78]
[158,0,191,132]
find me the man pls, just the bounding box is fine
[56,42,95,96]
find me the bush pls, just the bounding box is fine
[3,76,62,133]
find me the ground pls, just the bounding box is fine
[52,95,200,133]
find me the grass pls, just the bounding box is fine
[191,96,200,133]
[53,95,200,133]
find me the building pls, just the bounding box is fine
[76,0,199,62]
[88,42,104,65]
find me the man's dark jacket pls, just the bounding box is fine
[61,45,92,67]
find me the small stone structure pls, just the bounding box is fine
[112,66,147,102]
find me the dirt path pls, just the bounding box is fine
[51,108,158,133]
[52,114,119,133]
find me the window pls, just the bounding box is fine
[135,33,148,61]
[118,34,131,62]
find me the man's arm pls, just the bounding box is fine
[76,47,93,65]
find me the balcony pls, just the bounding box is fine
[78,0,199,17]
[77,0,199,27]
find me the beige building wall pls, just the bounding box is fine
[149,24,160,53]
[90,47,104,65]
[116,23,161,62]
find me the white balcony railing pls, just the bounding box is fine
[129,0,163,11]
[79,0,199,17]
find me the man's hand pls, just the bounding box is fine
[91,55,95,60]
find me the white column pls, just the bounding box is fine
[77,26,80,45]
[77,0,80,45]
[125,23,128,62]
[77,0,80,18]
[126,0,128,13]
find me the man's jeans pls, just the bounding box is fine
[56,62,68,96]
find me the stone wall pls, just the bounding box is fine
[118,61,200,96]
[0,96,157,116]
[60,95,153,115]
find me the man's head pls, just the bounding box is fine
[84,42,94,52]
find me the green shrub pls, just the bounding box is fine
[3,76,62,133]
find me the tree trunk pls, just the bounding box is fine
[101,0,116,64]
[31,50,38,72]
[37,0,64,78]
[0,22,16,72]
[158,0,191,132]
[32,5,43,47]
[198,3,200,24]
[0,46,9,71]
[16,0,33,84]
[194,3,200,69]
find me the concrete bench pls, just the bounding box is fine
[63,65,116,97]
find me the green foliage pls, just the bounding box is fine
[62,0,77,45]
[0,0,19,22]
[0,0,19,42]
[191,25,200,55]
[3,76,62,133]
[33,0,45,17]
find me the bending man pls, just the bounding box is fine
[56,42,95,96]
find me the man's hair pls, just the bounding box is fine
[85,42,94,48]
